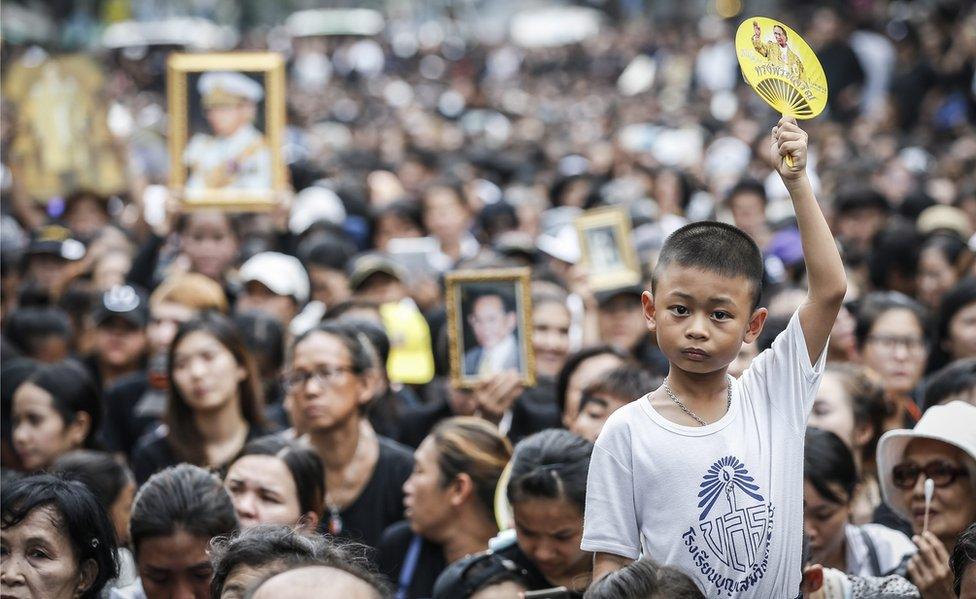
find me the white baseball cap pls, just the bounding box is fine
[239,252,310,305]
[288,186,347,236]
[876,401,976,522]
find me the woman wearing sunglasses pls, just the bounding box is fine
[877,400,976,598]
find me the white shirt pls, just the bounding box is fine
[582,310,826,598]
[845,523,916,577]
[479,333,518,374]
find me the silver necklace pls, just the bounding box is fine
[662,377,732,426]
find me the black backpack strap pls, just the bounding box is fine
[857,526,883,576]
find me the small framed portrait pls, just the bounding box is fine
[167,52,286,210]
[446,267,535,389]
[575,206,641,290]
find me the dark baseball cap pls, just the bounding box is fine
[27,225,85,261]
[91,284,149,328]
[595,283,645,307]
[347,252,406,290]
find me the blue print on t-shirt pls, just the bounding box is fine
[683,455,774,596]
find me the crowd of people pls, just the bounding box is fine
[2,1,976,598]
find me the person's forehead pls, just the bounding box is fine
[655,263,754,304]
[8,505,65,538]
[228,454,291,486]
[904,438,964,461]
[294,331,349,361]
[473,295,505,310]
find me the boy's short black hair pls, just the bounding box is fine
[653,221,765,309]
[923,358,976,411]
[579,364,660,412]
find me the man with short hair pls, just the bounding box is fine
[247,565,387,599]
[463,290,521,377]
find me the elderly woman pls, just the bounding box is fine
[1,474,119,599]
[877,401,976,598]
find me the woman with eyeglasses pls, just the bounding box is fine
[284,321,413,548]
[854,292,930,430]
[803,428,915,576]
[877,401,976,598]
[131,313,271,484]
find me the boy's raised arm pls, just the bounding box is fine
[770,117,847,364]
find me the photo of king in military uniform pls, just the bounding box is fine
[184,71,272,191]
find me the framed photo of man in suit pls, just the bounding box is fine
[575,206,641,291]
[167,52,286,210]
[446,267,535,389]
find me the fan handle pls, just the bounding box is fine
[782,112,795,169]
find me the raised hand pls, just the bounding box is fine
[769,116,808,179]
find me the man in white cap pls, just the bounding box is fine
[236,252,309,327]
[185,71,271,190]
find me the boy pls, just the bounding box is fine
[581,118,847,597]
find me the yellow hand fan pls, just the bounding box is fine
[736,17,829,166]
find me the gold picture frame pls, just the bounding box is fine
[167,52,286,211]
[575,206,641,291]
[446,267,535,389]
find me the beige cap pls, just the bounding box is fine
[916,205,973,239]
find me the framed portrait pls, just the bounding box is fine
[167,52,286,210]
[575,206,641,290]
[445,268,535,389]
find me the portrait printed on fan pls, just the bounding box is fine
[750,20,806,84]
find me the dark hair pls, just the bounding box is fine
[804,428,858,505]
[166,312,266,466]
[579,364,659,412]
[867,220,921,292]
[923,359,976,412]
[853,291,929,349]
[210,525,365,598]
[824,364,888,466]
[929,278,976,371]
[583,559,704,599]
[234,310,286,376]
[51,450,133,509]
[919,234,971,277]
[430,417,513,516]
[301,236,357,272]
[231,436,325,520]
[290,321,374,376]
[1,474,119,599]
[466,286,517,315]
[19,359,101,451]
[555,346,630,418]
[951,522,976,596]
[756,315,789,352]
[129,464,238,557]
[726,178,767,208]
[373,200,425,240]
[3,306,73,358]
[507,429,593,511]
[653,221,764,309]
[323,299,383,323]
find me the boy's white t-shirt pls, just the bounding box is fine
[581,310,825,598]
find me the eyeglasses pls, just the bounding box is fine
[282,366,356,391]
[891,460,970,490]
[865,335,927,353]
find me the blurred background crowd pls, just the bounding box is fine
[1,0,975,597]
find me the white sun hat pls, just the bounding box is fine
[876,400,976,522]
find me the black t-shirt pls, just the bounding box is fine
[130,423,270,484]
[101,370,166,457]
[321,436,414,549]
[376,520,446,599]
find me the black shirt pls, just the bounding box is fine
[321,436,414,549]
[101,370,166,458]
[130,423,271,484]
[376,520,446,599]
